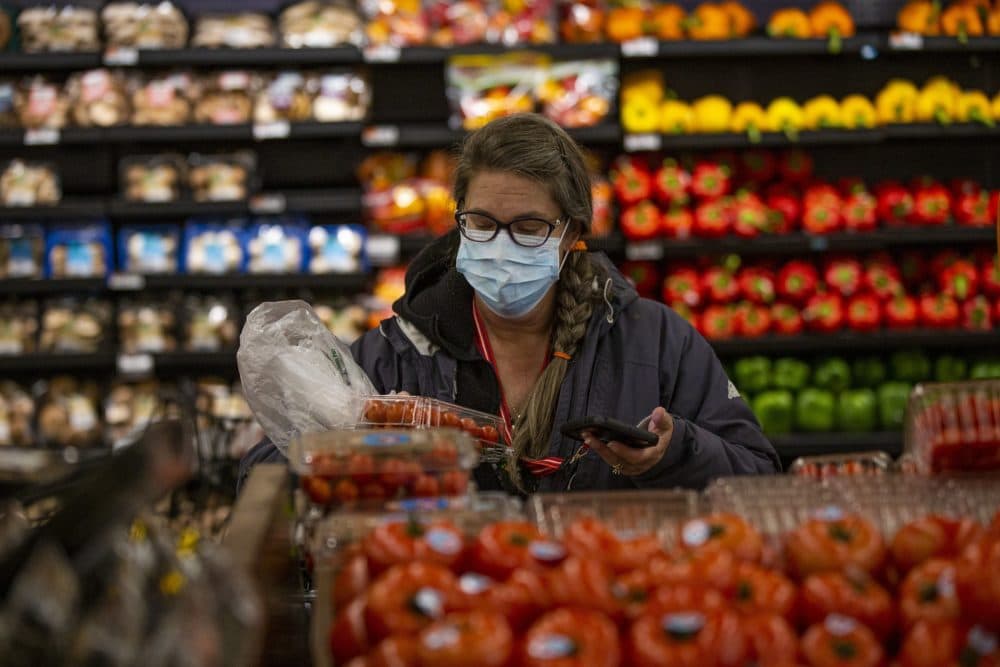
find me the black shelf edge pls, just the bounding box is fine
[884,34,1000,54]
[152,350,237,371]
[141,272,371,291]
[0,199,107,220]
[885,123,1000,140]
[0,51,102,70]
[105,121,362,143]
[0,127,105,146]
[364,42,620,64]
[0,352,116,373]
[770,431,904,461]
[711,330,1000,357]
[107,188,363,219]
[626,129,885,152]
[134,46,362,67]
[639,34,879,59]
[378,122,620,149]
[0,278,105,295]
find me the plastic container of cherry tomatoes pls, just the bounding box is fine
[359,394,505,450]
[904,378,1000,475]
[788,451,894,480]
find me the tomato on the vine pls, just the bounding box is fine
[799,570,895,640]
[563,516,665,573]
[784,511,886,578]
[416,610,514,667]
[899,558,961,631]
[677,512,764,563]
[627,608,747,667]
[742,612,799,667]
[730,561,797,620]
[611,568,657,621]
[799,615,885,667]
[362,519,465,575]
[643,583,729,617]
[520,607,621,667]
[468,521,563,580]
[890,514,983,573]
[364,562,460,642]
[450,569,550,632]
[955,536,1000,630]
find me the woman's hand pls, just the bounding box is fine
[583,407,673,477]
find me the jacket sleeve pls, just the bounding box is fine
[632,308,780,489]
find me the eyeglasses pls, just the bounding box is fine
[455,210,566,248]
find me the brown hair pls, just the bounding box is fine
[453,113,604,489]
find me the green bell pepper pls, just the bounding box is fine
[772,358,811,392]
[813,358,851,393]
[837,388,878,432]
[852,357,886,388]
[752,390,795,434]
[733,356,772,395]
[970,358,1000,380]
[877,381,912,430]
[796,388,836,432]
[934,355,968,383]
[890,349,932,383]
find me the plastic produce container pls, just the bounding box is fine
[359,395,505,450]
[904,379,1000,474]
[789,451,894,480]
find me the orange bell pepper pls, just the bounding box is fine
[941,3,985,42]
[988,7,1000,35]
[686,2,730,40]
[649,3,686,40]
[605,6,647,42]
[767,8,811,38]
[809,0,855,53]
[719,0,756,38]
[896,0,941,35]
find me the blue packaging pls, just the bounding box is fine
[245,217,309,274]
[45,222,113,279]
[182,219,247,274]
[307,224,368,274]
[1,224,46,279]
[118,225,180,275]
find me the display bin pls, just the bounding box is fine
[788,450,894,480]
[359,394,506,450]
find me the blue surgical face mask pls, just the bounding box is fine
[456,232,569,319]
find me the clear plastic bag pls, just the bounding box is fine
[237,300,376,453]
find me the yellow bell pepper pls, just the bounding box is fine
[875,79,918,124]
[991,92,1000,121]
[622,96,662,134]
[923,75,961,99]
[915,84,957,125]
[692,95,733,133]
[622,70,665,106]
[839,95,877,129]
[766,97,805,140]
[956,90,995,126]
[660,100,696,134]
[803,95,842,129]
[730,101,769,142]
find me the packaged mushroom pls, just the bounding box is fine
[194,70,257,125]
[120,153,185,203]
[192,13,276,49]
[14,76,70,129]
[105,381,165,446]
[183,221,245,274]
[0,224,45,279]
[1,160,61,207]
[37,376,102,449]
[245,219,308,274]
[0,382,35,447]
[66,68,131,127]
[118,225,179,274]
[279,1,364,48]
[118,297,179,354]
[16,5,100,53]
[0,81,16,129]
[312,71,370,122]
[101,2,189,49]
[187,151,256,202]
[45,222,112,279]
[253,71,313,123]
[130,71,193,126]
[184,294,238,351]
[0,301,38,356]
[307,224,366,274]
[39,298,111,354]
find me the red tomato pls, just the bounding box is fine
[611,568,657,621]
[343,657,369,667]
[563,516,665,573]
[628,608,747,667]
[547,556,621,619]
[302,475,333,505]
[449,568,551,632]
[368,635,419,667]
[799,615,885,667]
[990,511,1000,538]
[410,474,441,498]
[730,562,797,620]
[439,470,469,496]
[468,521,563,580]
[646,548,737,594]
[520,607,621,667]
[643,583,729,617]
[898,620,999,667]
[743,612,799,667]
[799,571,895,640]
[364,399,388,424]
[334,547,371,609]
[955,536,1000,630]
[347,452,378,486]
[416,610,513,667]
[480,424,500,444]
[364,562,460,642]
[891,514,983,573]
[899,558,961,631]
[331,596,369,664]
[784,511,886,579]
[677,512,764,563]
[441,411,461,428]
[333,478,361,504]
[379,459,417,495]
[363,520,465,575]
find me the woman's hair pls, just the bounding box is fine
[453,113,604,490]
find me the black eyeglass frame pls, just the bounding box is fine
[455,209,568,248]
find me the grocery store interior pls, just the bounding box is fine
[1,0,999,664]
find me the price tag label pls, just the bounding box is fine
[363,44,402,63]
[23,128,60,146]
[808,236,830,252]
[117,353,154,377]
[249,193,287,214]
[621,37,659,58]
[625,241,664,261]
[108,273,146,291]
[252,120,291,141]
[362,125,401,147]
[889,32,924,50]
[104,46,139,66]
[623,133,661,153]
[366,234,401,266]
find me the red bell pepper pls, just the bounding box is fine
[874,181,915,227]
[939,259,979,301]
[734,302,772,338]
[885,294,919,329]
[929,250,961,277]
[803,182,841,208]
[612,162,653,206]
[771,302,804,335]
[731,191,770,238]
[738,149,777,184]
[738,267,776,305]
[700,305,735,339]
[962,295,993,330]
[652,159,691,208]
[955,190,992,227]
[899,251,928,289]
[619,200,662,241]
[846,294,882,332]
[765,189,801,234]
[912,180,952,225]
[824,258,864,297]
[693,199,732,238]
[778,149,814,184]
[660,206,694,239]
[690,160,732,200]
[703,266,741,304]
[777,260,819,304]
[842,190,878,232]
[802,201,843,235]
[838,176,867,196]
[620,261,660,299]
[864,262,904,300]
[803,292,844,333]
[949,177,981,198]
[982,257,1000,297]
[662,267,704,308]
[919,293,960,328]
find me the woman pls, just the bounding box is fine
[240,113,778,493]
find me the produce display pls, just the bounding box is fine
[358,150,457,236]
[101,2,189,50]
[191,12,277,50]
[897,0,1000,40]
[906,378,1000,473]
[0,160,60,207]
[278,1,365,49]
[0,224,44,279]
[15,4,100,53]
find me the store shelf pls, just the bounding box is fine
[107,188,363,219]
[152,350,237,372]
[624,129,885,152]
[0,122,363,146]
[624,34,879,59]
[712,330,1000,356]
[0,51,102,71]
[0,198,107,220]
[770,431,904,463]
[884,34,1000,54]
[0,352,116,373]
[132,46,362,67]
[363,122,621,149]
[139,272,371,291]
[0,278,106,295]
[364,42,620,64]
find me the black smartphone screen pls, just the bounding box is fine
[560,416,659,449]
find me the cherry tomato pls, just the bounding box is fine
[891,514,983,573]
[898,620,999,667]
[416,610,513,667]
[955,536,1000,630]
[360,482,389,501]
[799,571,895,640]
[302,475,333,505]
[427,440,458,467]
[363,519,465,575]
[347,453,378,486]
[427,406,443,427]
[743,612,799,667]
[678,512,764,563]
[334,547,371,609]
[385,401,405,424]
[331,596,369,664]
[410,474,441,498]
[459,417,479,435]
[563,517,665,574]
[368,635,419,667]
[729,561,796,620]
[799,615,885,667]
[310,452,342,478]
[439,470,468,496]
[643,583,729,617]
[547,556,621,619]
[899,558,960,631]
[333,478,361,504]
[378,459,414,496]
[441,411,461,428]
[521,607,621,667]
[646,548,737,594]
[784,511,886,579]
[480,424,500,444]
[364,399,388,424]
[628,608,747,667]
[364,562,460,642]
[468,521,563,580]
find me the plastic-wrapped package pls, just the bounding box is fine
[312,71,370,122]
[537,58,617,128]
[101,2,189,49]
[45,223,112,278]
[120,154,185,203]
[307,224,366,274]
[1,160,61,207]
[16,4,99,52]
[279,1,364,48]
[245,218,309,274]
[0,301,37,356]
[237,299,377,452]
[129,71,193,126]
[187,151,256,201]
[360,395,505,450]
[361,0,428,46]
[65,69,131,127]
[253,71,313,123]
[314,300,369,342]
[183,294,238,351]
[182,220,245,274]
[104,380,167,446]
[0,80,16,129]
[36,376,102,448]
[0,224,45,278]
[487,0,557,45]
[590,174,613,237]
[192,12,276,49]
[446,52,545,130]
[39,298,111,353]
[425,0,489,46]
[193,71,257,125]
[558,0,606,43]
[14,76,70,129]
[0,382,35,447]
[118,225,180,275]
[118,297,179,354]
[905,378,1000,473]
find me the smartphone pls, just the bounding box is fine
[560,416,659,449]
